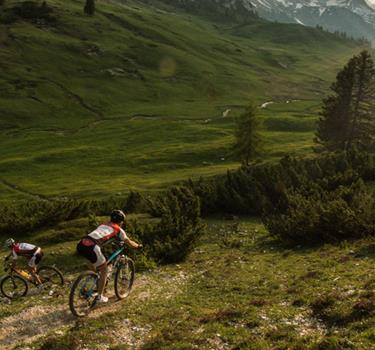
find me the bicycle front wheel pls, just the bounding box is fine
[0,275,28,299]
[114,258,135,299]
[37,266,64,288]
[69,271,98,317]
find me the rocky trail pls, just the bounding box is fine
[0,267,190,350]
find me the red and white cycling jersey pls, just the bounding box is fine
[87,223,128,246]
[12,243,39,259]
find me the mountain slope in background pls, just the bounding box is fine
[251,0,375,40]
[0,0,367,199]
[172,0,375,41]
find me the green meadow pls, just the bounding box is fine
[1,218,374,349]
[1,2,374,349]
[0,0,368,199]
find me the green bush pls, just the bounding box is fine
[0,9,16,24]
[128,186,205,264]
[0,199,92,238]
[0,1,56,25]
[185,150,374,244]
[263,179,375,244]
[0,191,151,241]
[124,191,149,213]
[186,149,374,218]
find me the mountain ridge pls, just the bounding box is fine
[167,0,375,41]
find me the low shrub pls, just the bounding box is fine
[0,199,92,238]
[128,186,205,264]
[186,149,375,244]
[0,1,56,25]
[0,190,151,241]
[186,149,374,218]
[263,179,375,244]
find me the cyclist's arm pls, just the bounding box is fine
[119,228,142,249]
[124,237,141,249]
[9,251,17,267]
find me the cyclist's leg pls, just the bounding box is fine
[93,246,107,300]
[28,253,42,285]
[77,240,108,301]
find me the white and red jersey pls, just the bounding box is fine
[87,223,128,246]
[12,243,39,259]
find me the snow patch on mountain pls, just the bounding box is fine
[295,17,306,25]
[245,0,375,40]
[170,0,375,41]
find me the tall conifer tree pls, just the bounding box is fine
[348,51,375,149]
[233,104,262,166]
[316,50,375,151]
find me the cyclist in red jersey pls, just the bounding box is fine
[4,238,43,285]
[77,209,142,303]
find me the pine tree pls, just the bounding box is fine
[315,50,375,151]
[347,51,375,149]
[315,58,356,150]
[233,104,262,166]
[84,0,95,16]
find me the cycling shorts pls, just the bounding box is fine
[28,248,43,268]
[77,238,106,268]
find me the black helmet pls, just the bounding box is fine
[110,209,126,223]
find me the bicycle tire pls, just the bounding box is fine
[114,258,135,299]
[37,265,64,287]
[69,271,98,317]
[0,275,28,299]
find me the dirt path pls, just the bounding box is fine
[41,78,103,120]
[0,269,189,350]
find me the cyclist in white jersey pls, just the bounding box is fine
[4,238,43,285]
[77,209,142,303]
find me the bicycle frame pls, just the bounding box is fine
[79,247,126,299]
[107,246,125,266]
[4,262,33,282]
[3,259,47,287]
[70,245,135,316]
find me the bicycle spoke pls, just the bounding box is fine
[1,276,28,299]
[114,259,134,299]
[70,272,98,317]
[37,266,64,290]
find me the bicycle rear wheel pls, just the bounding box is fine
[37,266,64,288]
[0,275,28,299]
[114,258,135,299]
[69,271,98,317]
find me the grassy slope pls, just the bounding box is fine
[1,218,374,349]
[0,0,368,199]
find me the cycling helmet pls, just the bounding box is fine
[110,209,126,223]
[4,238,15,248]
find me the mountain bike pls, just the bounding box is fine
[0,257,64,299]
[69,244,135,317]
